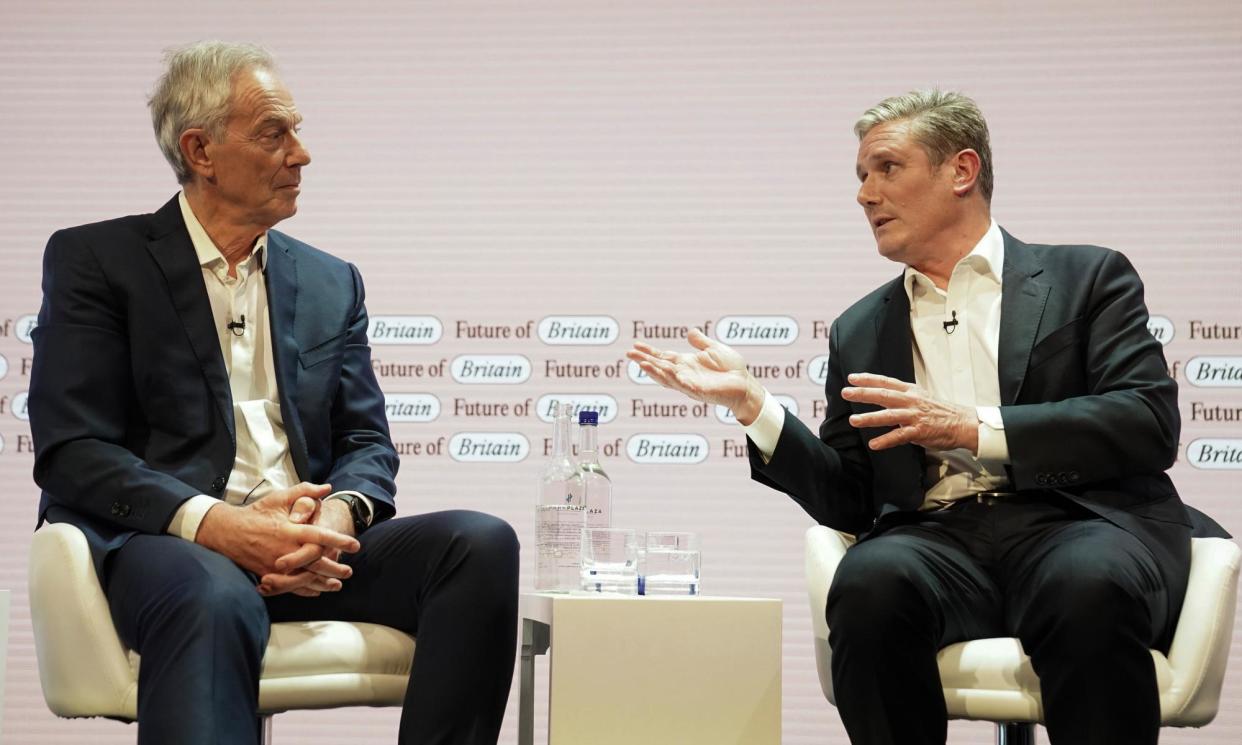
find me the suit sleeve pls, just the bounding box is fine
[747,320,875,533]
[321,263,399,523]
[1001,249,1179,488]
[30,230,202,534]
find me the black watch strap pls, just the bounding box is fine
[326,493,371,534]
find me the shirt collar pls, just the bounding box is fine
[178,191,268,273]
[903,219,1003,302]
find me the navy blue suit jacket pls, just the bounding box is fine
[30,196,399,576]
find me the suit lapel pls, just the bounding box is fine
[872,277,925,490]
[145,197,235,443]
[264,232,311,478]
[998,230,1050,404]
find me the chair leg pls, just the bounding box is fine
[995,722,1036,745]
[260,715,273,745]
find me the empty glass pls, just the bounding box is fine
[640,532,700,596]
[580,528,639,594]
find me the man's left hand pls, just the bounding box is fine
[260,497,356,598]
[842,372,979,453]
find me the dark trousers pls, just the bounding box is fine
[826,494,1174,745]
[104,510,520,745]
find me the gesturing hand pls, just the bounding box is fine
[842,373,979,453]
[626,328,766,425]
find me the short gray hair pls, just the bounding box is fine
[854,90,994,202]
[148,41,276,184]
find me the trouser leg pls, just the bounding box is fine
[265,510,520,745]
[105,534,270,745]
[826,514,1002,745]
[1002,516,1171,745]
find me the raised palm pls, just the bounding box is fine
[626,328,759,418]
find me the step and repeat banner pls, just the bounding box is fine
[2,2,1240,743]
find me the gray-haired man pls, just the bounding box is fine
[31,41,518,745]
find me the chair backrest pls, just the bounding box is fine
[28,523,139,719]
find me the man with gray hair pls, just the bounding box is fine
[629,89,1224,743]
[30,41,518,745]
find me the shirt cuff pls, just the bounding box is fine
[976,405,1010,466]
[167,494,221,542]
[328,490,375,526]
[741,389,785,464]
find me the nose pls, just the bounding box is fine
[287,130,311,168]
[857,175,878,207]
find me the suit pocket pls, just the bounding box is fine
[1028,316,1084,371]
[299,330,347,369]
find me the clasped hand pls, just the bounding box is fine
[196,482,360,598]
[842,373,979,453]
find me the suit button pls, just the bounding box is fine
[119,504,131,517]
[110,502,122,516]
[1035,474,1048,486]
[212,476,226,492]
[1068,471,1080,482]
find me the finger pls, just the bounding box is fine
[290,523,362,554]
[686,328,714,351]
[304,555,353,580]
[291,587,322,597]
[847,372,913,391]
[262,570,342,595]
[848,409,915,428]
[631,342,681,363]
[867,426,917,451]
[289,495,319,523]
[274,542,325,572]
[841,386,909,409]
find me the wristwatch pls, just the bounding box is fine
[324,492,373,535]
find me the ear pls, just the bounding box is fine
[178,128,215,181]
[950,148,981,197]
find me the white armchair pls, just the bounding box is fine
[28,522,416,743]
[805,525,1240,744]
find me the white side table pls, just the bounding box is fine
[519,592,782,745]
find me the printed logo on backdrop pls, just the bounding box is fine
[449,432,530,462]
[368,316,443,345]
[384,393,441,422]
[1186,357,1242,387]
[12,391,28,421]
[627,360,656,385]
[536,394,618,423]
[16,314,37,344]
[715,316,798,346]
[0,354,8,380]
[716,394,799,424]
[1186,438,1242,469]
[626,433,709,464]
[538,316,619,345]
[450,355,531,384]
[807,354,831,386]
[1146,316,1174,346]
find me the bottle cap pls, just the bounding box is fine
[578,410,599,425]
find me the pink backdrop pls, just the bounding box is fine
[2,1,1239,743]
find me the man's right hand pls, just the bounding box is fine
[195,482,360,597]
[626,328,766,425]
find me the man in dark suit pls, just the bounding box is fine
[30,41,518,745]
[628,90,1223,744]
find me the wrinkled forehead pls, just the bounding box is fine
[855,121,920,172]
[227,67,301,126]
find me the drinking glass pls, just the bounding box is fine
[580,528,639,594]
[640,531,700,596]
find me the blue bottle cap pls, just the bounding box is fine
[578,410,599,425]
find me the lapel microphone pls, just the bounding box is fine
[227,315,246,336]
[943,310,958,334]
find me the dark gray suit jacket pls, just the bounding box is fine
[749,229,1225,647]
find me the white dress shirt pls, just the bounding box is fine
[745,220,1011,509]
[167,193,371,540]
